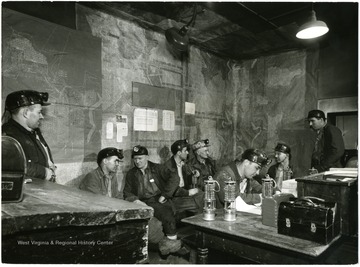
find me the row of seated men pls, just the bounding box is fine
[78,139,293,256]
[1,90,293,257]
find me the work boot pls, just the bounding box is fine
[158,237,182,256]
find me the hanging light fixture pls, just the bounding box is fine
[165,4,198,53]
[296,10,329,39]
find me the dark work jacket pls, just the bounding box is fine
[2,118,53,179]
[184,156,217,190]
[214,161,262,206]
[267,164,294,180]
[160,156,191,198]
[312,123,345,172]
[123,161,164,202]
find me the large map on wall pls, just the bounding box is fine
[2,8,102,163]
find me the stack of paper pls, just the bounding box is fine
[281,179,297,197]
[235,196,262,215]
[325,168,358,181]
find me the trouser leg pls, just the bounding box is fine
[172,191,204,214]
[147,201,177,236]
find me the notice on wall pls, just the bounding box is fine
[106,122,114,139]
[162,110,175,131]
[185,102,196,114]
[116,115,128,142]
[134,108,158,132]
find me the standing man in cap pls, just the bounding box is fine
[159,139,204,214]
[79,147,123,198]
[123,145,182,256]
[307,109,345,173]
[215,148,269,206]
[267,143,293,191]
[2,90,56,181]
[184,139,217,190]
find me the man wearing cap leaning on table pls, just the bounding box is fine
[214,148,270,207]
[123,145,183,256]
[2,90,56,181]
[307,109,345,174]
[267,142,293,191]
[79,147,123,198]
[184,139,217,191]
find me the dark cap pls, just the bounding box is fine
[275,143,291,154]
[97,147,123,165]
[192,139,210,151]
[5,90,50,111]
[132,145,148,158]
[171,139,190,155]
[241,148,270,167]
[307,110,326,120]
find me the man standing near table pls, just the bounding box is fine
[2,90,56,181]
[307,109,345,173]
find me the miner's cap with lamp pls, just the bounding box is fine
[132,145,149,158]
[5,90,50,111]
[241,148,271,167]
[97,147,124,165]
[275,143,291,155]
[307,109,326,120]
[192,139,210,151]
[171,139,190,154]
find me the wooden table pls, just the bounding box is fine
[2,179,153,264]
[182,210,341,264]
[296,173,358,236]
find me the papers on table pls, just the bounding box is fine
[235,196,261,215]
[325,168,358,178]
[281,179,297,197]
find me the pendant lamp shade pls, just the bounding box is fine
[296,10,329,39]
[165,26,190,52]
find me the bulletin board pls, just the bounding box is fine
[131,82,184,152]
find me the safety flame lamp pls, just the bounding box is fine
[203,176,219,221]
[223,180,236,221]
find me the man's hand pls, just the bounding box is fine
[158,196,167,204]
[188,188,199,196]
[192,169,200,178]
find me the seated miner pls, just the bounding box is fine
[123,145,182,256]
[214,148,269,207]
[80,147,166,254]
[2,90,56,181]
[79,147,123,198]
[159,139,204,214]
[183,139,217,191]
[267,142,293,191]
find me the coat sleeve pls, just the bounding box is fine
[239,179,262,205]
[79,173,103,195]
[123,171,139,202]
[315,126,345,172]
[160,165,189,198]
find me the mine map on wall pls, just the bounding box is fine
[2,8,102,163]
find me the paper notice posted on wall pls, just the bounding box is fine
[235,196,261,215]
